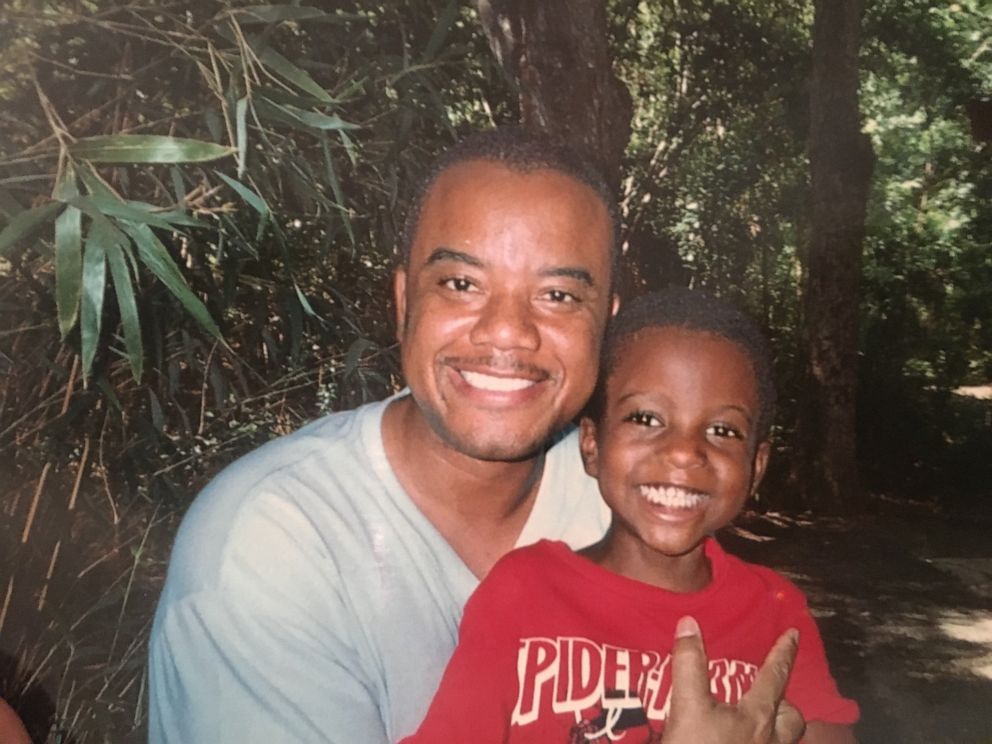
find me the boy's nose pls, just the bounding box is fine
[469,293,540,351]
[660,430,706,469]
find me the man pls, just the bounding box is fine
[148,128,803,743]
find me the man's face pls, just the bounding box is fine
[395,159,614,462]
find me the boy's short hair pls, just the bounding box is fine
[585,287,777,442]
[399,126,621,284]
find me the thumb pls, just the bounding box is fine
[668,616,714,719]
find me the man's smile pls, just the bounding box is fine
[459,370,538,392]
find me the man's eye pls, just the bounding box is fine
[544,288,579,304]
[708,423,743,439]
[441,277,474,292]
[625,411,662,427]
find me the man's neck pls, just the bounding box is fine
[381,395,545,578]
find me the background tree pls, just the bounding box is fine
[796,0,874,513]
[474,0,632,190]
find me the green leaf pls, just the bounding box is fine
[69,135,236,164]
[54,168,83,336]
[122,222,223,342]
[55,203,83,336]
[236,96,249,177]
[0,202,61,259]
[320,136,353,246]
[81,223,109,378]
[343,337,374,379]
[215,172,269,218]
[216,171,269,241]
[421,0,460,63]
[106,240,143,381]
[66,194,179,231]
[255,98,358,132]
[233,5,336,23]
[254,44,333,104]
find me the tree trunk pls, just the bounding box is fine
[473,0,632,192]
[798,0,874,514]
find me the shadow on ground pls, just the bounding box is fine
[722,501,992,744]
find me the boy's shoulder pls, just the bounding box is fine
[715,540,810,607]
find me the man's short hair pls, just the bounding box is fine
[400,126,621,283]
[585,287,777,442]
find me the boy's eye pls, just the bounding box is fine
[625,411,662,427]
[707,423,743,439]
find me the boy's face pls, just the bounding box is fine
[579,326,769,568]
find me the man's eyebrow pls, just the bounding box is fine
[424,248,484,267]
[540,266,596,287]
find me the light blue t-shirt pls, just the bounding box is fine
[148,396,608,743]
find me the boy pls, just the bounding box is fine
[400,288,859,743]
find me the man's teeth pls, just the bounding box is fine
[461,370,535,392]
[639,485,708,508]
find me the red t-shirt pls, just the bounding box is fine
[402,538,858,743]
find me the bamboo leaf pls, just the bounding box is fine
[254,44,333,103]
[54,168,83,336]
[255,97,358,132]
[69,135,235,164]
[216,171,269,241]
[66,194,183,231]
[81,224,109,378]
[232,6,366,24]
[122,222,223,342]
[343,337,374,379]
[215,172,269,218]
[55,203,83,336]
[421,0,460,63]
[106,240,143,381]
[0,202,61,258]
[320,135,354,247]
[236,96,249,177]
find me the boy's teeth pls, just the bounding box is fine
[461,370,534,392]
[639,485,708,509]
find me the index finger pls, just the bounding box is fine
[742,628,799,713]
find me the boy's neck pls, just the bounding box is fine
[578,533,714,593]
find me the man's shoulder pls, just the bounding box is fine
[162,398,395,595]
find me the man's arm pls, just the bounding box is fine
[662,616,806,744]
[148,492,391,744]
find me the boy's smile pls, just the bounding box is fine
[579,326,769,592]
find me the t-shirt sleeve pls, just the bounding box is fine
[782,588,860,725]
[399,551,532,744]
[148,492,390,744]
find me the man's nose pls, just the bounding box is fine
[468,292,540,351]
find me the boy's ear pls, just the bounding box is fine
[749,440,771,496]
[578,417,600,477]
[393,267,408,341]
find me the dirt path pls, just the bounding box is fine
[723,504,992,744]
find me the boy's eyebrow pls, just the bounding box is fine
[424,247,484,267]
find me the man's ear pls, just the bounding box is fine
[578,417,600,478]
[393,267,408,341]
[749,440,771,497]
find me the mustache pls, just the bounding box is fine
[440,355,550,379]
